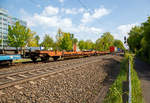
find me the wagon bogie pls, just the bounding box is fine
[53,56,60,61]
[31,56,38,62]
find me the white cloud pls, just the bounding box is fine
[81,7,110,23]
[117,23,138,34]
[33,14,59,27]
[61,8,85,15]
[60,18,72,27]
[114,23,139,42]
[65,8,78,14]
[90,27,103,34]
[93,7,110,18]
[20,7,103,41]
[59,0,64,3]
[24,14,72,29]
[20,5,73,28]
[42,6,59,16]
[60,25,103,41]
[36,4,41,8]
[79,8,84,13]
[81,12,92,23]
[78,25,103,34]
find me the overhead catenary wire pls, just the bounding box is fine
[77,0,104,25]
[77,0,91,13]
[76,0,104,36]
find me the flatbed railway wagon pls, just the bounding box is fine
[26,50,111,62]
[0,48,22,65]
[26,50,94,62]
[0,54,21,64]
[26,50,85,62]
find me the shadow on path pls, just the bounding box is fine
[134,58,150,103]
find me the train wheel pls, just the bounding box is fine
[9,60,13,66]
[53,56,59,61]
[31,57,37,62]
[5,60,13,66]
[41,56,49,62]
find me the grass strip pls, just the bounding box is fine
[103,53,144,103]
[129,54,144,103]
[103,55,128,103]
[13,59,32,63]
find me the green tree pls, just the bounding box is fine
[7,21,30,49]
[59,32,73,51]
[127,26,143,52]
[26,30,38,47]
[35,35,40,46]
[95,38,104,51]
[78,40,94,51]
[40,34,54,50]
[127,17,150,63]
[85,40,93,50]
[57,28,63,39]
[73,38,78,44]
[92,43,96,50]
[114,39,125,50]
[96,32,114,51]
[140,17,150,62]
[78,40,85,51]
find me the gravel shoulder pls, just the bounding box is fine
[0,55,123,103]
[134,58,150,103]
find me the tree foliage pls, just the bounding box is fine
[127,16,150,63]
[40,34,54,50]
[96,32,114,51]
[114,39,125,50]
[56,29,78,51]
[78,40,85,51]
[127,26,143,52]
[7,21,30,49]
[58,32,73,51]
[85,40,94,50]
[35,35,40,46]
[78,40,94,51]
[26,30,38,47]
[72,38,78,44]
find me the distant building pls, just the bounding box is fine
[8,16,27,27]
[0,8,27,47]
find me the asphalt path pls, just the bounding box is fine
[134,58,150,103]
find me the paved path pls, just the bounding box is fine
[134,58,150,103]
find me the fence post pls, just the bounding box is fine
[129,57,132,103]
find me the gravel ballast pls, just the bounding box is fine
[0,55,122,103]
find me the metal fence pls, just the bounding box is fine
[128,58,132,103]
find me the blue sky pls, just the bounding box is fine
[1,0,150,42]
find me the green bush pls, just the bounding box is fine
[129,55,144,103]
[103,57,128,103]
[104,54,144,103]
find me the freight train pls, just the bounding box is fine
[0,46,120,65]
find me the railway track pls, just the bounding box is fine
[0,56,106,90]
[0,55,103,75]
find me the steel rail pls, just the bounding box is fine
[0,58,102,89]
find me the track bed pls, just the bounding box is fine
[0,55,123,103]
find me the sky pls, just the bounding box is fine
[1,0,150,42]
